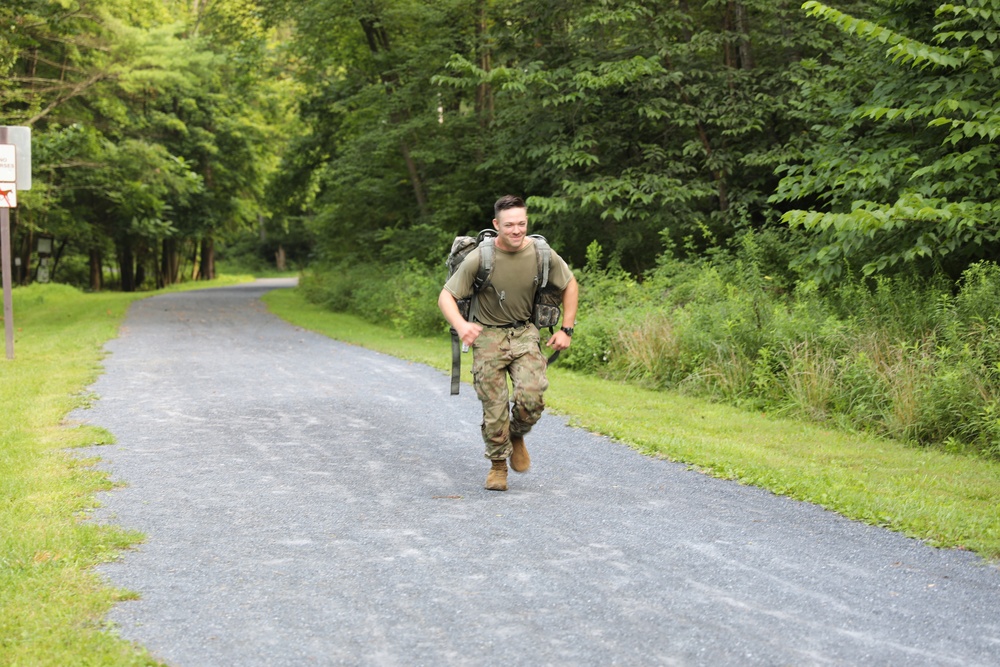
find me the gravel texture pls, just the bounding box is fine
[76,279,1000,666]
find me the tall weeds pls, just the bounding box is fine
[569,240,1000,460]
[782,341,837,421]
[613,312,685,387]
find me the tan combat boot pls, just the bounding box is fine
[485,459,508,491]
[510,434,531,473]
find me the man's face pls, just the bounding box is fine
[493,207,528,252]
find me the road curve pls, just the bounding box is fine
[77,279,1000,666]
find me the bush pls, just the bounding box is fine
[300,261,445,337]
[569,242,1000,459]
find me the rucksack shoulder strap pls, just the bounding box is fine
[470,230,549,293]
[474,230,496,293]
[530,235,550,289]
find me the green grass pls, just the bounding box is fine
[263,287,1000,560]
[0,275,251,667]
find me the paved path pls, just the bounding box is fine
[78,280,1000,666]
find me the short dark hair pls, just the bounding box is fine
[494,194,526,218]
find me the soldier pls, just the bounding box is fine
[438,195,579,491]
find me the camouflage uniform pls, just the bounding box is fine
[471,324,549,460]
[444,238,573,461]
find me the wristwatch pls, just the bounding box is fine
[560,326,574,337]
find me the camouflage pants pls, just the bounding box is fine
[471,324,549,460]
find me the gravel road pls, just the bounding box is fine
[76,279,1000,666]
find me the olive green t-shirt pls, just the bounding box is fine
[444,238,574,327]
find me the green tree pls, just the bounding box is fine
[435,0,865,273]
[2,0,295,290]
[30,124,201,290]
[262,0,494,266]
[773,1,1000,282]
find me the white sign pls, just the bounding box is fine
[0,128,30,190]
[0,145,14,183]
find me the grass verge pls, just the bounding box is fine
[264,287,1000,561]
[0,275,251,667]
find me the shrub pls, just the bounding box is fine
[611,311,687,388]
[300,261,444,337]
[387,261,446,336]
[299,265,360,312]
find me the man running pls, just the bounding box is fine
[439,195,578,491]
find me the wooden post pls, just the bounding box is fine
[1,208,11,359]
[0,126,13,359]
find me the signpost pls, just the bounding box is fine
[0,126,31,360]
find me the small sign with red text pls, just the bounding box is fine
[0,145,14,182]
[0,184,16,208]
[0,144,16,207]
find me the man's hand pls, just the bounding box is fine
[457,320,483,346]
[546,277,578,353]
[438,288,482,346]
[546,329,571,351]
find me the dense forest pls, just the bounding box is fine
[5,0,1000,285]
[4,0,1000,457]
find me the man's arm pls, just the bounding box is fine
[438,288,483,346]
[546,276,578,351]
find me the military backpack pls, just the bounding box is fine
[445,229,562,394]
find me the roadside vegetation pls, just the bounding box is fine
[0,279,248,667]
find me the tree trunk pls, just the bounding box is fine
[359,15,431,218]
[723,2,736,69]
[49,240,66,281]
[191,241,200,281]
[119,243,136,292]
[16,212,31,285]
[155,247,165,289]
[723,2,754,70]
[734,2,754,70]
[89,249,102,291]
[135,249,147,289]
[476,0,494,126]
[16,235,28,285]
[662,52,730,215]
[198,237,215,281]
[169,240,180,284]
[161,238,180,286]
[399,140,429,216]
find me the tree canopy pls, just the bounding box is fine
[775,0,1000,282]
[2,0,997,288]
[1,0,296,289]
